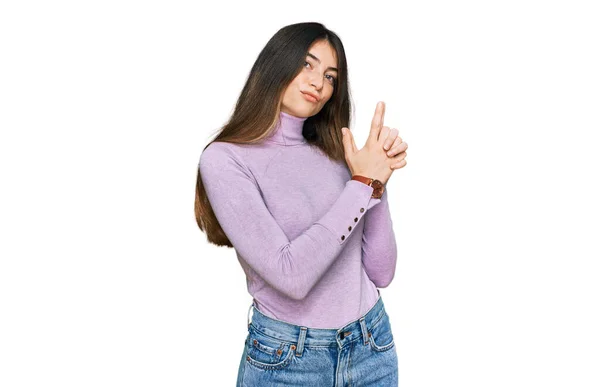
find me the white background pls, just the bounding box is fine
[1,0,599,386]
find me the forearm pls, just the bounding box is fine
[361,189,398,287]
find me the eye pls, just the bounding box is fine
[304,60,336,85]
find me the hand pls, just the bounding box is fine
[380,125,408,170]
[342,101,405,185]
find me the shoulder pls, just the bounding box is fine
[199,141,246,169]
[199,141,259,185]
[200,140,285,173]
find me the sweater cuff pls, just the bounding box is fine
[315,180,380,245]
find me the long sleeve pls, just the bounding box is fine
[361,188,398,288]
[199,143,381,301]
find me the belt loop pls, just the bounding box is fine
[295,327,307,357]
[247,301,254,330]
[359,317,369,345]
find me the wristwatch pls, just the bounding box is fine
[351,175,385,199]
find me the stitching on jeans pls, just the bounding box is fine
[246,346,295,370]
[250,325,295,345]
[250,321,384,349]
[347,339,354,386]
[369,310,386,331]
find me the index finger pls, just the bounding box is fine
[369,101,386,142]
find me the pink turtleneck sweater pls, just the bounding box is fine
[198,111,397,328]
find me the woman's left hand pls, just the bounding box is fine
[381,126,408,170]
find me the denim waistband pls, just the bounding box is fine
[246,291,387,350]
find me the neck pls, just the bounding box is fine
[264,111,308,146]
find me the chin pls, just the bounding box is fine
[284,106,311,118]
[282,96,324,116]
[300,103,323,115]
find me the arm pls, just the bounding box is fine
[361,188,398,288]
[199,143,381,301]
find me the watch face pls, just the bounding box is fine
[371,179,384,198]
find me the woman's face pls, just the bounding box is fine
[280,40,338,118]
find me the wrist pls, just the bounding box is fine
[351,175,385,199]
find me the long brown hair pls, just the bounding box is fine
[194,22,353,247]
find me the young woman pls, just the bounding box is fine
[195,22,408,386]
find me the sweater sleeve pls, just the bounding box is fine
[361,188,398,288]
[199,143,381,301]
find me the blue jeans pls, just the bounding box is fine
[236,291,398,386]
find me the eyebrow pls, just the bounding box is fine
[306,52,338,73]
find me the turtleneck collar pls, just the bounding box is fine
[264,111,308,146]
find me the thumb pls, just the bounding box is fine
[342,127,358,154]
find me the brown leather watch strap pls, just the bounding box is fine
[351,175,373,186]
[351,175,384,199]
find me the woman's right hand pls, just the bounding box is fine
[341,101,404,185]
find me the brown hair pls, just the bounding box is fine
[194,22,354,247]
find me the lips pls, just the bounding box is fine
[301,91,320,103]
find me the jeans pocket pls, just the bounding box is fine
[245,326,295,371]
[368,310,395,352]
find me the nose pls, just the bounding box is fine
[309,73,324,90]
